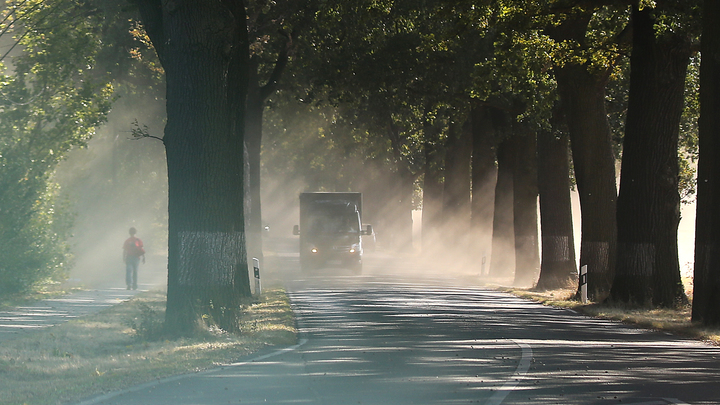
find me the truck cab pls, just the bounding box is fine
[293,192,372,274]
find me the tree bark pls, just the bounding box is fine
[443,119,472,250]
[489,134,515,277]
[471,105,498,270]
[136,0,252,334]
[536,126,577,290]
[693,0,720,326]
[511,123,539,287]
[422,132,444,253]
[555,64,617,301]
[245,41,289,272]
[382,166,415,251]
[551,11,618,300]
[385,121,416,251]
[245,57,264,272]
[610,6,690,308]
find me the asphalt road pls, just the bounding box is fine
[0,288,141,341]
[0,256,167,342]
[75,250,720,405]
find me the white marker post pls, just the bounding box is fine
[580,265,588,304]
[253,258,261,296]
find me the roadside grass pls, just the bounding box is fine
[502,278,720,346]
[0,288,296,405]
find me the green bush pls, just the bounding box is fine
[0,177,74,297]
[127,301,166,341]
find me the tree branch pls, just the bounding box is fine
[131,119,164,143]
[0,0,66,62]
[258,30,292,101]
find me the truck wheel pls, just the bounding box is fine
[300,255,314,273]
[301,262,315,273]
[350,261,362,275]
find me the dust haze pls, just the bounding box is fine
[259,159,524,289]
[54,96,697,292]
[54,101,533,292]
[54,97,168,289]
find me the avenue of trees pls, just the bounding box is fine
[1,0,720,332]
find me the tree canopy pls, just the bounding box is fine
[2,0,716,328]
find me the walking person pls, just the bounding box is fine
[122,227,145,290]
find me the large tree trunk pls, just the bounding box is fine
[610,6,690,307]
[555,64,617,300]
[245,59,264,272]
[536,126,577,290]
[386,120,416,251]
[489,135,515,277]
[511,124,539,287]
[244,45,289,272]
[693,0,720,326]
[136,1,252,334]
[422,130,444,253]
[551,11,618,300]
[443,119,472,251]
[385,166,415,251]
[471,105,498,270]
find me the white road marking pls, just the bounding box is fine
[228,338,308,364]
[485,340,533,405]
[663,399,690,405]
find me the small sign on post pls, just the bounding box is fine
[580,265,588,304]
[253,258,261,296]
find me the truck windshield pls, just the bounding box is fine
[308,212,359,235]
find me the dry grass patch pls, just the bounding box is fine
[502,285,720,346]
[0,288,296,405]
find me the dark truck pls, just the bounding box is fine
[293,192,372,274]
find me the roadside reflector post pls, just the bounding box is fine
[253,258,261,296]
[580,265,588,304]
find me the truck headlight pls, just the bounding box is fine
[310,247,319,254]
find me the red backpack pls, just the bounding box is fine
[127,237,145,256]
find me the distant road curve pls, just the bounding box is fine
[77,269,720,405]
[73,244,720,405]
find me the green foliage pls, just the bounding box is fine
[604,54,630,154]
[0,180,75,296]
[263,95,374,190]
[679,55,700,204]
[263,0,702,247]
[0,0,125,297]
[282,0,491,190]
[650,0,702,38]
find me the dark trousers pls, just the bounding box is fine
[125,256,140,288]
